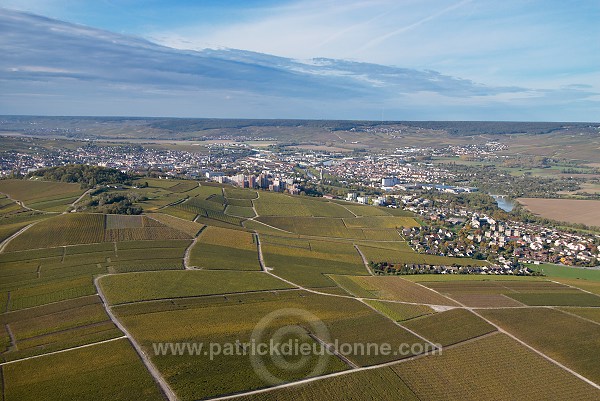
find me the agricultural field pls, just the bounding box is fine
[331,201,394,216]
[402,308,496,346]
[0,218,40,244]
[0,179,84,211]
[104,215,191,242]
[179,195,225,213]
[235,366,418,401]
[343,216,419,229]
[558,307,600,324]
[330,275,460,306]
[507,292,600,306]
[2,178,600,399]
[256,216,417,240]
[528,263,600,281]
[2,338,164,401]
[224,188,258,199]
[393,333,600,400]
[99,270,294,304]
[4,213,191,251]
[158,205,198,221]
[4,213,105,251]
[424,280,600,307]
[357,241,489,267]
[0,295,121,361]
[254,192,354,218]
[479,308,600,384]
[6,275,99,311]
[111,240,190,273]
[225,204,256,218]
[403,274,545,282]
[146,213,204,237]
[168,180,199,193]
[243,219,296,235]
[189,226,261,270]
[253,192,314,217]
[364,300,435,322]
[116,291,429,400]
[225,197,254,207]
[261,235,366,287]
[517,198,600,227]
[552,277,600,295]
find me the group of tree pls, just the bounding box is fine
[27,164,132,188]
[85,191,144,214]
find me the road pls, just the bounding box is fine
[353,244,373,275]
[0,222,38,253]
[94,275,179,401]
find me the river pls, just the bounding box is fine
[491,195,515,212]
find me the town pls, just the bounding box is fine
[1,135,598,271]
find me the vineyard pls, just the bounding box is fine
[364,300,435,322]
[167,180,198,193]
[393,333,600,400]
[189,226,261,270]
[2,178,600,400]
[100,270,293,305]
[3,339,164,401]
[402,308,496,346]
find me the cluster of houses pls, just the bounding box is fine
[371,261,539,276]
[404,211,600,268]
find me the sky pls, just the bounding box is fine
[1,0,599,121]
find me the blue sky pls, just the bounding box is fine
[1,0,599,120]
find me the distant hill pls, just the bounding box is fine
[1,115,596,138]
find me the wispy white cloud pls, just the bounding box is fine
[354,0,472,54]
[146,0,599,94]
[1,6,599,121]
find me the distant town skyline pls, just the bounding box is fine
[1,1,599,121]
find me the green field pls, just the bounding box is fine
[393,333,600,400]
[6,275,98,311]
[364,300,435,322]
[4,213,191,251]
[224,188,258,199]
[558,307,600,324]
[256,216,419,240]
[3,177,600,400]
[506,292,600,306]
[528,263,600,280]
[146,213,204,237]
[235,366,418,401]
[4,213,105,251]
[261,235,366,287]
[0,179,84,211]
[479,307,600,384]
[225,204,256,218]
[1,295,122,361]
[254,192,354,218]
[116,291,429,400]
[331,201,393,216]
[168,180,199,193]
[2,338,164,401]
[330,275,460,306]
[357,242,489,267]
[189,226,261,270]
[402,308,496,346]
[99,270,294,304]
[424,280,600,307]
[343,216,419,228]
[225,197,254,207]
